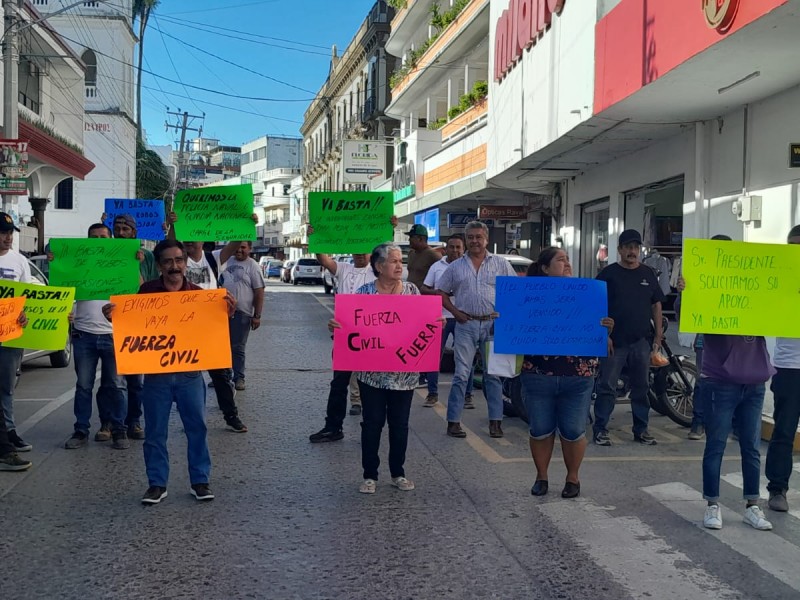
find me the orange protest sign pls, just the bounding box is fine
[0,296,25,342]
[111,289,231,375]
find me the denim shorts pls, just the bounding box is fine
[520,373,594,442]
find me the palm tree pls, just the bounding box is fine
[133,0,159,142]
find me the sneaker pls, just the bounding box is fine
[703,504,722,529]
[359,479,377,494]
[594,430,611,446]
[64,431,88,449]
[191,483,215,501]
[234,379,246,391]
[634,431,657,445]
[127,424,145,440]
[391,476,415,491]
[112,432,130,450]
[768,491,789,513]
[141,486,168,505]
[743,505,773,530]
[688,425,705,440]
[349,404,362,416]
[423,394,438,407]
[94,423,112,442]
[464,393,476,410]
[226,416,248,433]
[0,452,31,471]
[309,428,344,443]
[8,430,31,452]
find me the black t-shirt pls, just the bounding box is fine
[596,263,665,346]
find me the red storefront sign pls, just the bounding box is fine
[478,205,526,220]
[494,0,566,82]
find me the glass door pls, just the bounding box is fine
[580,200,610,278]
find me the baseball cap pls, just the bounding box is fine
[618,229,642,246]
[405,224,428,237]
[0,212,20,232]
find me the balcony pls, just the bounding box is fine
[441,97,488,142]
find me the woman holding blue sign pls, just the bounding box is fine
[522,247,614,499]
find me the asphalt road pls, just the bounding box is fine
[2,280,798,600]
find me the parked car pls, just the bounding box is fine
[266,260,283,279]
[322,255,352,294]
[497,254,533,275]
[22,256,72,368]
[281,261,295,283]
[291,257,323,285]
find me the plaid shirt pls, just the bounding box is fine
[435,252,516,316]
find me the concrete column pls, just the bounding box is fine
[464,64,472,95]
[447,78,459,114]
[426,96,435,122]
[28,197,48,254]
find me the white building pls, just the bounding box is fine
[283,175,304,261]
[241,135,303,201]
[261,168,301,253]
[37,0,136,240]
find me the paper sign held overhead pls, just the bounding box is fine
[104,199,166,241]
[173,184,256,241]
[333,295,442,372]
[0,282,74,351]
[308,191,394,254]
[494,276,609,357]
[49,238,141,301]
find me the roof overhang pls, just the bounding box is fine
[19,120,95,180]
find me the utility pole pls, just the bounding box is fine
[2,0,20,216]
[165,109,204,200]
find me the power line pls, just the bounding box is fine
[161,0,281,17]
[151,15,205,115]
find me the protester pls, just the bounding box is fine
[687,334,706,440]
[328,243,422,493]
[218,241,264,391]
[103,240,236,504]
[436,221,516,439]
[405,224,440,289]
[592,229,665,446]
[676,235,774,531]
[0,212,39,455]
[420,233,476,408]
[765,225,800,512]
[308,252,374,443]
[521,248,614,498]
[62,224,130,450]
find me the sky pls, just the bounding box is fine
[139,0,378,149]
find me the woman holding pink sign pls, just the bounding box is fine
[328,243,421,495]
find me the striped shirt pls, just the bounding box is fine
[436,252,516,316]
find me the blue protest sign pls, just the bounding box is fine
[494,276,609,357]
[104,199,165,240]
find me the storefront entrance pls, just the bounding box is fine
[580,200,609,278]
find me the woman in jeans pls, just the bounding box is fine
[522,247,614,498]
[329,243,425,494]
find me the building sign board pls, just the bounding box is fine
[447,212,495,228]
[342,140,385,185]
[703,0,739,34]
[0,139,29,192]
[478,205,527,220]
[790,144,800,168]
[392,161,416,203]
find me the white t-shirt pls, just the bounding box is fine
[423,256,454,319]
[335,261,375,295]
[74,300,112,335]
[773,338,800,369]
[0,249,34,283]
[186,253,218,291]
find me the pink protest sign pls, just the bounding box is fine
[333,294,442,372]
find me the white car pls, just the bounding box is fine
[291,257,324,285]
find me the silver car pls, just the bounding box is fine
[291,257,323,285]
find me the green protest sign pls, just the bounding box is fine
[308,191,394,254]
[49,238,141,301]
[0,281,75,351]
[173,184,256,241]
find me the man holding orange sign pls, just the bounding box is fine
[104,240,236,505]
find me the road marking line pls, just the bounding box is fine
[500,455,741,464]
[538,499,741,600]
[13,398,54,403]
[643,482,800,594]
[431,401,506,463]
[312,294,334,315]
[721,473,800,520]
[16,386,77,435]
[648,425,682,443]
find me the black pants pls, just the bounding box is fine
[208,369,238,420]
[324,370,352,432]
[766,368,800,493]
[359,381,413,481]
[125,374,144,427]
[0,407,13,456]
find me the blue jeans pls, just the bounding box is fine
[702,380,765,502]
[427,318,474,397]
[521,374,594,441]
[228,311,252,382]
[765,369,800,494]
[142,372,210,488]
[0,346,23,431]
[593,338,651,436]
[72,331,127,434]
[447,320,503,422]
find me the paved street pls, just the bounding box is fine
[1,281,798,599]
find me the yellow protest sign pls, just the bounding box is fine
[111,289,232,375]
[0,297,26,342]
[0,282,75,351]
[679,239,800,337]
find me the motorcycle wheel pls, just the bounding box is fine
[649,389,669,416]
[658,361,698,428]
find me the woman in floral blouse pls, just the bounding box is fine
[522,247,614,499]
[329,243,421,495]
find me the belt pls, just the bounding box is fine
[465,313,494,321]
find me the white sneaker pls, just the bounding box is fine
[703,504,722,529]
[359,479,377,494]
[391,476,415,491]
[743,505,773,531]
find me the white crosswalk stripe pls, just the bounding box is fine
[538,499,741,600]
[720,472,800,520]
[642,482,800,594]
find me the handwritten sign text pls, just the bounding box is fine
[308,191,394,254]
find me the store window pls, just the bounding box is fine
[55,178,74,210]
[580,200,610,278]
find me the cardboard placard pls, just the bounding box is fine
[0,296,26,342]
[49,238,141,301]
[173,184,256,241]
[104,198,166,240]
[308,191,394,254]
[0,282,74,350]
